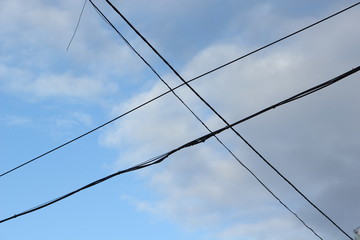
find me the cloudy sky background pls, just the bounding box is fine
[1,0,359,239]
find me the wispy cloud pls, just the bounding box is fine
[2,0,359,239]
[101,5,360,239]
[31,73,113,98]
[0,0,147,101]
[1,115,32,126]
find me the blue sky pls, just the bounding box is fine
[1,0,360,239]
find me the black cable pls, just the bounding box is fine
[1,66,358,232]
[66,0,88,51]
[0,152,170,224]
[1,1,358,180]
[186,1,360,82]
[104,1,357,238]
[212,66,360,136]
[89,2,323,238]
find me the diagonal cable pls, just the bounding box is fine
[66,0,88,51]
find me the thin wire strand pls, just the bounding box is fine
[89,1,324,238]
[104,1,357,239]
[66,0,88,51]
[1,66,358,232]
[1,1,358,180]
[187,1,360,82]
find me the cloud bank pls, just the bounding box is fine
[101,3,360,240]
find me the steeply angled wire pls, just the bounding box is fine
[66,0,88,51]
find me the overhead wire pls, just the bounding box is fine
[1,65,358,226]
[1,1,358,180]
[187,1,360,82]
[66,0,88,51]
[104,1,357,239]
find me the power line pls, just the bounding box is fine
[89,2,322,238]
[187,1,360,82]
[1,1,358,179]
[104,1,357,239]
[66,0,88,51]
[0,152,170,224]
[1,66,358,233]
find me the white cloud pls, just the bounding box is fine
[144,146,273,225]
[1,115,32,126]
[54,112,93,129]
[0,64,114,99]
[0,0,150,101]
[217,216,312,240]
[31,73,113,98]
[72,112,93,127]
[100,4,360,240]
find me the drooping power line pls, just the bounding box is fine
[1,66,358,231]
